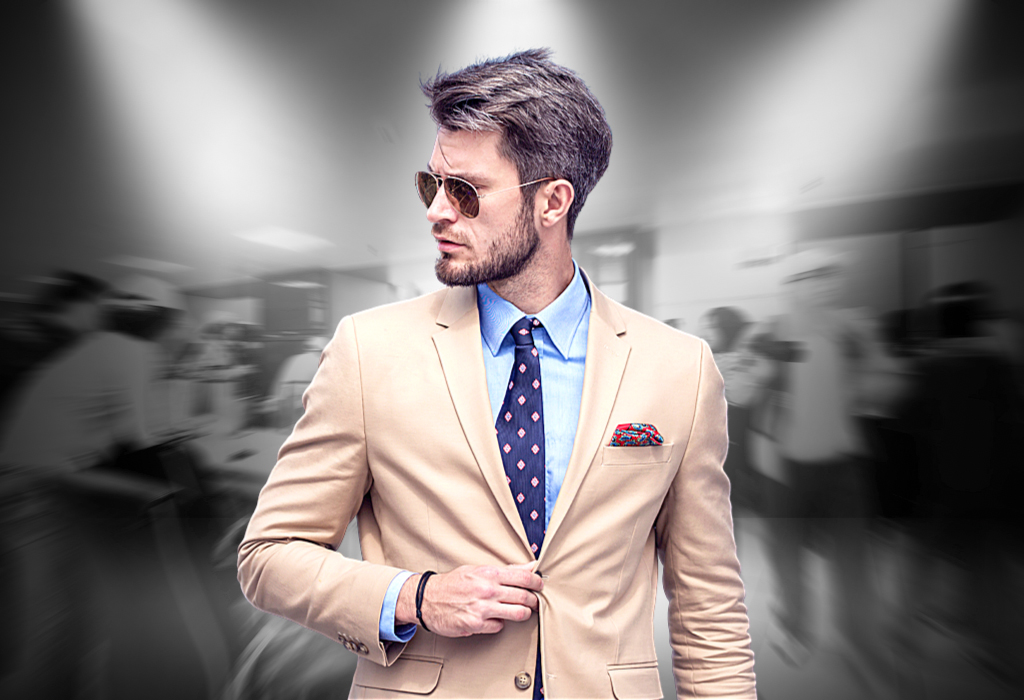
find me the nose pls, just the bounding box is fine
[426,181,458,225]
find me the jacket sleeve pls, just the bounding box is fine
[656,340,757,698]
[237,315,409,667]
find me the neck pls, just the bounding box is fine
[487,245,574,315]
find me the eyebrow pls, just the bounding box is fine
[426,163,491,186]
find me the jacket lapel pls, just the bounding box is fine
[432,286,533,554]
[541,280,630,554]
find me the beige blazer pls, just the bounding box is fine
[237,281,756,699]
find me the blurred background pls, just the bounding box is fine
[1,0,1022,698]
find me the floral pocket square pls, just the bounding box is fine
[608,423,664,446]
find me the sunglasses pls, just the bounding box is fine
[414,171,553,219]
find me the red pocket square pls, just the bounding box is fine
[608,423,664,446]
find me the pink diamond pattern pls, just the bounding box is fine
[496,316,545,560]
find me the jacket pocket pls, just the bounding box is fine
[601,443,674,466]
[352,655,443,695]
[607,661,663,699]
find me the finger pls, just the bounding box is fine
[477,619,505,635]
[497,586,539,610]
[489,603,533,623]
[496,566,544,591]
[509,562,537,571]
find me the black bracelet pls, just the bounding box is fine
[415,571,436,632]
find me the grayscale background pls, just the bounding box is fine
[1,1,1022,698]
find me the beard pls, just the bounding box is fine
[434,198,540,287]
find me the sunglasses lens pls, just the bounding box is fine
[444,178,480,218]
[415,172,438,208]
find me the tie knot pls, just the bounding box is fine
[511,316,540,347]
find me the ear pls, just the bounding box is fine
[536,179,575,230]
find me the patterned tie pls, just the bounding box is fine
[495,316,546,557]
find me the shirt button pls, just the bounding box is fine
[514,672,532,690]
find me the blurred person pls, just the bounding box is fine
[0,273,189,699]
[0,271,108,425]
[891,281,1024,689]
[0,274,182,469]
[238,49,755,699]
[736,247,906,690]
[269,335,328,429]
[699,306,758,511]
[190,315,253,435]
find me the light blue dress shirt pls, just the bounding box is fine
[378,262,591,643]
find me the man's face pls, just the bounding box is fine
[427,129,540,287]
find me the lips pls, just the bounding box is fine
[435,239,464,253]
[432,225,467,253]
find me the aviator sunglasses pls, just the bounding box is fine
[415,171,553,219]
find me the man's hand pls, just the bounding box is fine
[396,564,543,637]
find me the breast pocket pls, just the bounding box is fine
[600,443,674,467]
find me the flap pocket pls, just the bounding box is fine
[607,661,663,699]
[352,655,443,695]
[601,443,674,466]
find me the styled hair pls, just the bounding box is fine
[421,48,612,239]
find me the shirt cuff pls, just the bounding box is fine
[379,570,417,643]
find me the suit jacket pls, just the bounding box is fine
[237,280,756,699]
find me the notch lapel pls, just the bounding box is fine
[432,287,533,554]
[541,283,630,554]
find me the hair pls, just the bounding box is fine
[421,48,612,240]
[36,270,108,312]
[704,306,750,354]
[929,281,996,339]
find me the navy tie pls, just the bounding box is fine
[495,316,546,557]
[496,317,546,698]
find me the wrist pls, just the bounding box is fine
[395,573,421,626]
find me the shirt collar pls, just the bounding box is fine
[477,261,590,360]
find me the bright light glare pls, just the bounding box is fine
[737,0,965,210]
[69,0,329,231]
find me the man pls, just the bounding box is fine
[238,49,755,699]
[739,248,902,686]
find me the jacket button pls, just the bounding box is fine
[514,672,532,690]
[357,643,369,654]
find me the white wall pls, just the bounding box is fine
[650,212,904,330]
[329,271,396,330]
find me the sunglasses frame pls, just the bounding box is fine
[415,171,554,219]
